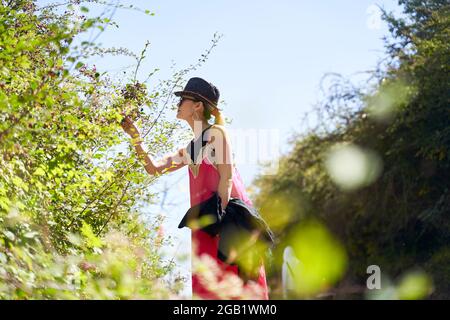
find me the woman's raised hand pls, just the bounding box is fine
[120,114,140,138]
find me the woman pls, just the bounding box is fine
[121,77,269,299]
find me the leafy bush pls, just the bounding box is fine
[0,0,190,299]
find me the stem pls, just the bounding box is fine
[96,180,131,236]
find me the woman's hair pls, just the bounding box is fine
[202,101,225,125]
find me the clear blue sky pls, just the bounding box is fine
[81,0,401,178]
[39,0,402,298]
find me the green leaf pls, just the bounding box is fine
[12,176,28,192]
[81,222,102,248]
[33,168,46,176]
[3,230,15,241]
[23,231,39,239]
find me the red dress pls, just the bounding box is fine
[184,125,269,300]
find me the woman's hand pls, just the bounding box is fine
[120,114,140,138]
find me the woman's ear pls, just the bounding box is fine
[194,101,204,113]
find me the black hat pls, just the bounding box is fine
[174,77,221,110]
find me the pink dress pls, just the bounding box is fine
[184,125,269,300]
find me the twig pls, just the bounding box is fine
[96,179,131,236]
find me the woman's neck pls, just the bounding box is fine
[188,119,211,140]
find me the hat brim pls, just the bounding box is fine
[174,90,221,110]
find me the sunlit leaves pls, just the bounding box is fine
[324,143,383,191]
[397,270,433,300]
[186,214,216,231]
[80,222,102,249]
[284,220,348,298]
[365,269,434,300]
[366,78,417,122]
[219,228,269,280]
[258,192,298,233]
[0,0,179,299]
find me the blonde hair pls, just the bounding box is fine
[211,107,225,125]
[202,101,225,125]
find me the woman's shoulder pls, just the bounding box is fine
[209,124,226,132]
[205,124,230,141]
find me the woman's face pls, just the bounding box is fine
[176,96,201,121]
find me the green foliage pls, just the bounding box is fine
[0,0,187,299]
[254,0,449,299]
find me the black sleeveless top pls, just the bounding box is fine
[186,125,213,164]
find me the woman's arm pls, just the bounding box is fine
[121,115,187,176]
[209,125,234,209]
[217,166,233,209]
[133,140,187,176]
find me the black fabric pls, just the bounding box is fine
[174,77,220,108]
[186,125,212,164]
[178,192,276,279]
[178,191,225,235]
